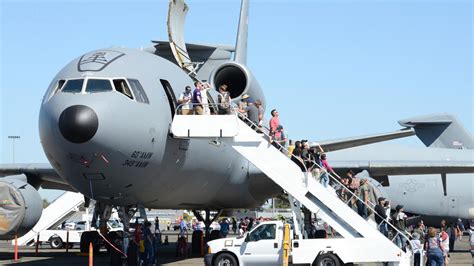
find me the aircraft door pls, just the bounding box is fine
[167,0,196,75]
[239,223,280,265]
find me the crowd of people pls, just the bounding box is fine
[128,211,470,266]
[177,81,264,125]
[177,81,473,266]
[403,218,468,266]
[131,218,161,266]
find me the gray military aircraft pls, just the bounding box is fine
[325,113,474,221]
[0,0,472,253]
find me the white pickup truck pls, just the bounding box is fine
[39,219,123,249]
[204,220,409,266]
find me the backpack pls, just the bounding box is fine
[218,92,230,109]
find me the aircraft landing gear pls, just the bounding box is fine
[117,206,136,258]
[79,202,113,253]
[192,209,223,241]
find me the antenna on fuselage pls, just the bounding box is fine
[234,0,249,65]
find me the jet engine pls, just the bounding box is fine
[0,176,42,240]
[209,61,266,109]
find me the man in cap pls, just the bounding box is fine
[375,197,388,236]
[178,86,193,115]
[240,97,259,127]
[238,94,250,119]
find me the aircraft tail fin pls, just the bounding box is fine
[234,0,249,64]
[398,114,474,149]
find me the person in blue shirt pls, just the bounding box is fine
[192,81,203,115]
[179,218,188,235]
[219,219,230,238]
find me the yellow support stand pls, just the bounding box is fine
[282,223,290,266]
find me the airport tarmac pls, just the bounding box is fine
[1,233,472,265]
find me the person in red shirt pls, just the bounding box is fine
[269,109,281,143]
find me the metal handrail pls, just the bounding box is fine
[235,108,413,255]
[175,102,236,114]
[231,105,309,173]
[172,103,413,257]
[309,160,414,254]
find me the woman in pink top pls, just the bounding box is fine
[269,109,281,140]
[319,153,335,187]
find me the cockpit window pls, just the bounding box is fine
[57,80,66,92]
[113,79,133,99]
[61,79,84,93]
[44,79,66,102]
[128,79,150,104]
[85,79,113,93]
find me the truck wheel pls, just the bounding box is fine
[50,236,63,249]
[313,253,341,266]
[214,253,238,266]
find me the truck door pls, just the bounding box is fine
[240,223,280,265]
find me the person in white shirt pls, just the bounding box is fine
[201,82,212,115]
[411,232,422,266]
[178,86,193,115]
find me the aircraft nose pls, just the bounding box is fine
[58,105,98,143]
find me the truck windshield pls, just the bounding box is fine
[248,224,276,241]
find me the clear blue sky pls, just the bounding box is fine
[1,0,472,200]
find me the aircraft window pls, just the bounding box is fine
[128,79,150,104]
[113,79,133,99]
[57,80,66,92]
[44,79,66,102]
[85,79,113,93]
[61,79,84,93]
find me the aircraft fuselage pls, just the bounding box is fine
[330,144,474,219]
[39,48,279,209]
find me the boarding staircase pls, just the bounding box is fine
[16,192,84,246]
[171,112,413,265]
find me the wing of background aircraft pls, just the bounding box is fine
[310,128,415,152]
[0,164,75,191]
[330,160,474,176]
[309,113,474,177]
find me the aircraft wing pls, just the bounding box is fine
[311,128,415,152]
[0,164,75,191]
[330,160,474,176]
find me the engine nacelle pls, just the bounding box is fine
[0,176,42,240]
[209,61,266,109]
